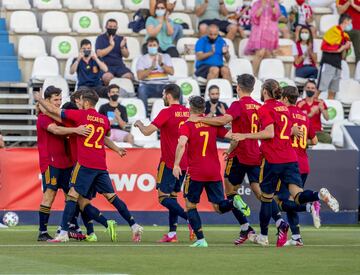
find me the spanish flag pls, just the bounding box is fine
[321,25,350,52]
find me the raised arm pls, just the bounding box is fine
[134,120,158,136]
[34,92,62,119]
[47,124,90,137]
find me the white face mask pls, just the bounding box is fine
[300,32,310,41]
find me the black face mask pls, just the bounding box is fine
[107,28,117,36]
[305,90,315,98]
[208,37,217,44]
[83,49,91,57]
[110,94,119,101]
[210,98,219,104]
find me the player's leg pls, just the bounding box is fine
[300,174,321,229]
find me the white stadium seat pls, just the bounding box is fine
[277,39,295,62]
[120,98,146,124]
[10,11,39,33]
[320,14,339,34]
[109,78,135,96]
[309,0,333,13]
[331,120,354,148]
[346,44,356,63]
[313,38,323,61]
[277,78,296,88]
[281,0,296,12]
[169,13,194,35]
[131,119,159,147]
[124,37,141,61]
[150,99,167,121]
[95,98,110,112]
[205,79,233,100]
[51,36,79,59]
[43,76,70,102]
[355,61,360,82]
[349,101,360,125]
[312,143,336,150]
[185,0,196,10]
[169,58,189,81]
[64,56,78,83]
[225,0,243,12]
[173,0,185,11]
[238,38,253,60]
[94,0,123,10]
[258,59,285,81]
[33,0,62,9]
[42,11,71,34]
[223,38,237,59]
[175,78,201,102]
[252,79,263,101]
[177,37,198,61]
[228,58,254,83]
[131,56,140,81]
[18,36,47,59]
[125,0,149,11]
[63,0,92,10]
[102,12,132,35]
[341,60,350,80]
[2,0,30,10]
[85,36,97,50]
[31,56,59,81]
[337,79,360,105]
[72,12,101,34]
[321,99,344,126]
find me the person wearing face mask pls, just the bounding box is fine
[144,0,179,57]
[337,0,360,64]
[293,0,317,41]
[95,19,134,85]
[318,13,352,100]
[297,80,332,143]
[293,26,318,79]
[136,37,174,107]
[70,39,108,98]
[98,84,134,145]
[204,85,228,117]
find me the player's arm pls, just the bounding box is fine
[39,105,62,123]
[309,135,318,146]
[104,136,127,157]
[173,135,188,179]
[232,124,274,141]
[0,134,4,148]
[189,114,233,126]
[34,92,62,118]
[134,120,158,136]
[47,123,91,137]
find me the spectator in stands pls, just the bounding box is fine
[0,133,4,148]
[297,80,331,143]
[96,19,134,85]
[293,0,317,41]
[136,37,174,107]
[194,24,232,83]
[99,84,134,145]
[337,0,360,64]
[245,0,281,75]
[145,0,179,57]
[230,0,252,38]
[204,85,228,117]
[195,0,240,40]
[150,0,183,43]
[318,14,352,99]
[293,26,318,79]
[278,0,291,38]
[70,39,108,98]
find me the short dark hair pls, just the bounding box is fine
[44,86,61,99]
[62,102,78,110]
[339,13,352,25]
[70,90,83,103]
[106,18,118,26]
[304,79,317,87]
[164,83,181,100]
[146,36,159,45]
[80,39,91,48]
[237,74,255,93]
[282,86,299,105]
[189,96,205,114]
[208,85,219,93]
[262,79,282,100]
[108,84,120,92]
[81,89,99,107]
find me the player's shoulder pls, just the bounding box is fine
[296,98,306,107]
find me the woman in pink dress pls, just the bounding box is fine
[245,0,280,75]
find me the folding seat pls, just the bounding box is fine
[319,14,339,35]
[63,0,92,10]
[258,59,285,81]
[109,78,136,96]
[150,99,167,121]
[102,12,132,35]
[125,0,149,11]
[31,56,59,81]
[176,37,198,61]
[51,36,79,59]
[18,36,47,59]
[175,78,201,103]
[72,12,101,34]
[94,0,123,10]
[169,13,194,35]
[205,79,233,100]
[228,58,253,83]
[42,11,71,34]
[3,0,30,10]
[33,0,62,9]
[119,98,147,123]
[43,76,70,102]
[10,11,39,33]
[321,99,344,126]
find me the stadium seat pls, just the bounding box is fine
[169,13,194,35]
[320,14,339,34]
[252,79,263,101]
[124,37,141,61]
[43,76,70,102]
[33,0,62,9]
[169,58,189,81]
[42,11,71,33]
[313,38,323,61]
[150,99,167,121]
[238,38,253,60]
[63,0,92,10]
[72,12,101,34]
[131,119,159,147]
[312,143,336,150]
[64,56,78,83]
[125,0,149,11]
[355,61,360,82]
[109,78,135,96]
[223,38,237,59]
[321,99,344,126]
[224,0,243,12]
[175,78,201,103]
[185,0,196,10]
[102,12,132,35]
[281,0,296,12]
[337,79,360,105]
[277,39,295,62]
[131,56,140,81]
[341,60,350,80]
[349,101,360,125]
[331,120,351,147]
[51,36,78,59]
[18,36,47,59]
[10,11,39,33]
[222,98,237,107]
[258,59,285,81]
[31,56,59,81]
[86,36,97,50]
[94,0,123,10]
[174,0,186,11]
[309,0,333,14]
[95,98,109,112]
[177,37,198,61]
[2,0,31,10]
[346,44,356,63]
[205,79,233,100]
[228,58,254,83]
[120,98,147,124]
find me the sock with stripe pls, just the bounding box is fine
[39,204,51,233]
[83,204,108,228]
[279,199,307,212]
[295,190,319,205]
[80,210,94,235]
[218,199,233,213]
[160,197,188,220]
[259,195,273,236]
[109,195,135,227]
[187,208,204,240]
[286,211,300,235]
[271,200,283,222]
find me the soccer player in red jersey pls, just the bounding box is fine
[135,84,194,242]
[233,79,339,247]
[173,96,247,248]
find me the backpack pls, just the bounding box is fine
[128,9,150,33]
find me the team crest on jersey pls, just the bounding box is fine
[92,66,99,74]
[51,176,57,186]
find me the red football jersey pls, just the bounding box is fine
[36,113,50,173]
[152,104,190,170]
[258,99,297,164]
[37,113,73,171]
[62,119,78,166]
[226,96,262,166]
[179,119,228,181]
[62,108,110,170]
[288,105,316,174]
[296,99,327,132]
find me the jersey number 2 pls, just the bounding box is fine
[200,131,209,157]
[84,124,105,149]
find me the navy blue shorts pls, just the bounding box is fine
[224,157,260,185]
[195,65,221,79]
[184,177,225,204]
[259,160,303,195]
[276,173,308,201]
[198,19,232,34]
[70,163,114,199]
[108,66,132,78]
[41,166,72,193]
[156,162,185,194]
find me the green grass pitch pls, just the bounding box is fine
[0,225,359,275]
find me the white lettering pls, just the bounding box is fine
[237,185,252,196]
[112,174,137,191]
[137,174,156,192]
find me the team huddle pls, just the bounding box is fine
[34,73,339,247]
